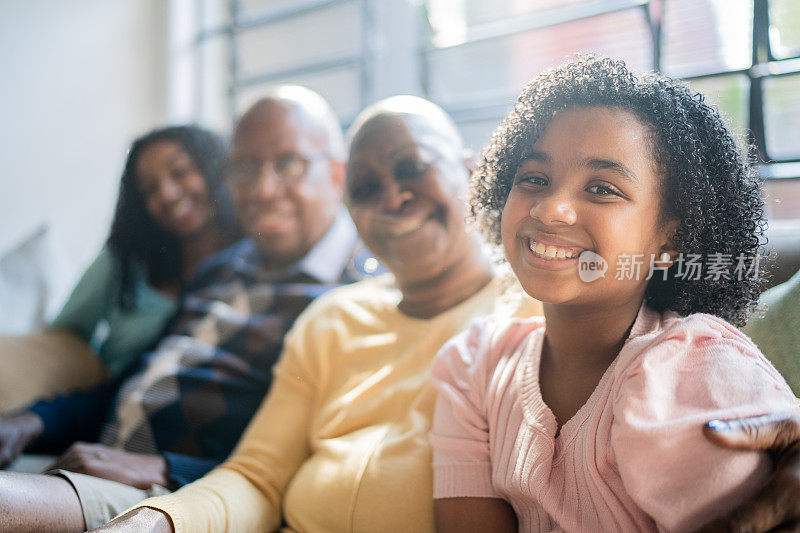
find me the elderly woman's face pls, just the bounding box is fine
[346,114,472,284]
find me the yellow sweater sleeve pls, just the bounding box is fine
[131,323,318,532]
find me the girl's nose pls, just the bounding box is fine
[529,192,577,226]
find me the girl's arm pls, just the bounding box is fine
[611,321,800,532]
[435,497,517,533]
[430,320,523,530]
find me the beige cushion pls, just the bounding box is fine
[0,330,108,414]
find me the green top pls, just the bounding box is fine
[50,248,178,377]
[744,269,800,396]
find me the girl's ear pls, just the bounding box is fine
[656,219,680,267]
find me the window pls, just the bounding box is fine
[192,0,800,219]
[421,0,800,219]
[193,0,375,127]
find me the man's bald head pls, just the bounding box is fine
[236,86,345,161]
[228,86,346,269]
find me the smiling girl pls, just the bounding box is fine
[429,56,800,532]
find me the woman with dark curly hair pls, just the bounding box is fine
[430,56,799,532]
[47,125,240,378]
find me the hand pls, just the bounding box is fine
[88,507,173,532]
[696,413,800,532]
[0,411,44,468]
[48,442,170,490]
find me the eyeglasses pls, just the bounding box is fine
[225,153,328,190]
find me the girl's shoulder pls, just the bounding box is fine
[455,313,545,355]
[432,314,545,385]
[653,309,761,358]
[615,307,788,394]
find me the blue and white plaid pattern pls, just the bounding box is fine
[100,229,373,464]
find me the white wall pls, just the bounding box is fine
[0,0,169,282]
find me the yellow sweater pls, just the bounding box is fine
[135,274,541,532]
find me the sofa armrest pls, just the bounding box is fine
[0,329,109,414]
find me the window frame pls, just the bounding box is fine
[195,0,800,181]
[195,0,377,125]
[418,0,800,179]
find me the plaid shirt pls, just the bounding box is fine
[33,211,376,486]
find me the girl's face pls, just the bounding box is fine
[136,140,213,238]
[501,106,677,309]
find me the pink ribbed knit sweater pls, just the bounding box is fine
[430,305,798,532]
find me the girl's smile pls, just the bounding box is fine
[521,233,586,271]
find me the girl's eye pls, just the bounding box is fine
[349,180,382,203]
[394,159,430,181]
[515,174,548,188]
[586,183,620,197]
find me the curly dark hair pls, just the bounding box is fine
[470,55,766,327]
[107,125,240,309]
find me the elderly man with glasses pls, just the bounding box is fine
[0,86,376,532]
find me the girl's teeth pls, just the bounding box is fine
[529,240,578,260]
